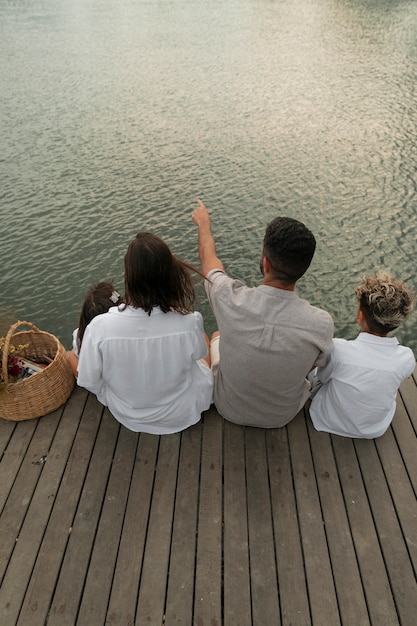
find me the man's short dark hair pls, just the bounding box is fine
[262,216,316,284]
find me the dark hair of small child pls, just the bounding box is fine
[68,281,121,378]
[77,281,121,346]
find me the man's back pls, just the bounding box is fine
[206,270,334,427]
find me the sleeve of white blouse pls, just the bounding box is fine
[76,324,105,395]
[192,312,209,361]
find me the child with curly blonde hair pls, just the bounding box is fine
[309,271,416,438]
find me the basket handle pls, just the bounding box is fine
[2,321,42,386]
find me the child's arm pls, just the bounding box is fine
[316,344,341,385]
[316,360,333,384]
[67,349,79,377]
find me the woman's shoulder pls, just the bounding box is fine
[87,307,125,330]
[170,309,203,324]
[165,310,205,333]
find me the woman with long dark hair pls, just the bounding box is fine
[77,232,213,434]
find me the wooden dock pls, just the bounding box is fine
[1,372,417,626]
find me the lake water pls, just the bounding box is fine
[1,0,417,354]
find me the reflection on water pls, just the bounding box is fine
[1,0,416,353]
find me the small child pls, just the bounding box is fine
[309,271,415,439]
[68,281,121,377]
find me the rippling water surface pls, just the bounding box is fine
[1,0,417,353]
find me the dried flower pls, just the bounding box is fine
[0,338,29,390]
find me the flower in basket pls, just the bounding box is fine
[0,338,29,391]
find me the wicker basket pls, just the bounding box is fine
[0,321,75,421]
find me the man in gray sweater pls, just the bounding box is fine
[192,199,334,428]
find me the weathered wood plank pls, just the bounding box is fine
[0,419,17,459]
[0,388,87,626]
[307,417,370,625]
[395,381,417,495]
[193,409,222,626]
[164,422,203,626]
[375,425,417,575]
[287,412,340,625]
[245,427,280,625]
[77,426,139,625]
[17,389,99,626]
[399,370,417,433]
[135,433,181,626]
[105,432,159,626]
[331,434,398,625]
[223,420,251,626]
[0,419,37,514]
[0,409,62,588]
[267,425,311,626]
[47,408,119,626]
[355,437,417,626]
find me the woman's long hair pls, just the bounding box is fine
[124,232,204,314]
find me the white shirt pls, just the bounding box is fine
[77,306,213,434]
[309,333,416,439]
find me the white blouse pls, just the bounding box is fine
[77,306,213,434]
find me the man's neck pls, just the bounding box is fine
[261,277,296,291]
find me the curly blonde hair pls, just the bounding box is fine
[355,272,415,334]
